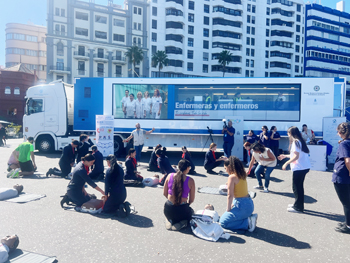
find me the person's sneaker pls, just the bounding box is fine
[248,214,258,232]
[165,217,172,230]
[249,191,257,199]
[253,185,263,189]
[67,173,73,180]
[337,222,346,227]
[117,203,127,218]
[7,165,12,172]
[171,220,188,231]
[207,170,218,175]
[287,207,303,213]
[335,224,350,234]
[288,204,294,208]
[11,168,20,178]
[263,187,269,193]
[74,206,82,212]
[123,201,131,216]
[7,169,15,178]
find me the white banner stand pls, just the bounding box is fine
[322,117,346,164]
[96,115,114,157]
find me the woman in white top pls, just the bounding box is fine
[135,92,145,119]
[278,126,311,213]
[142,91,152,119]
[125,93,136,118]
[248,142,277,193]
[151,89,162,119]
[301,124,315,143]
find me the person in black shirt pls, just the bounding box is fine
[61,154,105,208]
[204,143,227,175]
[125,148,143,181]
[76,134,94,163]
[0,123,6,146]
[182,146,196,175]
[47,140,79,178]
[148,144,162,172]
[157,147,176,185]
[89,146,104,180]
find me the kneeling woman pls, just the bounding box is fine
[204,143,227,174]
[65,154,105,209]
[157,148,176,185]
[219,156,257,232]
[182,146,196,175]
[103,155,129,216]
[125,148,143,181]
[163,159,195,229]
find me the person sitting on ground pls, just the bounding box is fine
[7,151,20,173]
[0,235,19,263]
[125,148,143,182]
[103,155,130,217]
[89,146,104,181]
[196,204,220,222]
[61,154,106,210]
[204,143,227,175]
[0,185,23,201]
[142,175,160,187]
[76,134,94,163]
[47,140,79,178]
[182,146,196,175]
[148,144,162,172]
[156,147,176,185]
[163,159,195,231]
[219,156,258,233]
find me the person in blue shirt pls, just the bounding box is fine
[259,126,270,148]
[244,130,258,163]
[332,122,350,234]
[89,146,104,180]
[222,120,235,158]
[269,126,281,158]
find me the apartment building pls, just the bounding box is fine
[149,0,305,78]
[5,23,47,82]
[46,0,149,84]
[304,1,350,79]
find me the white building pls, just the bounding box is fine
[46,0,149,84]
[149,0,304,78]
[304,1,350,79]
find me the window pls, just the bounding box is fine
[55,24,60,33]
[250,70,254,77]
[134,22,137,30]
[97,63,104,77]
[152,20,157,29]
[188,14,194,22]
[266,40,269,47]
[247,4,251,12]
[213,18,241,28]
[152,6,157,16]
[265,51,269,58]
[61,25,65,33]
[297,4,301,12]
[5,87,11,94]
[266,7,270,15]
[134,7,137,14]
[188,50,193,59]
[114,19,124,27]
[203,40,209,49]
[245,70,249,77]
[296,14,301,22]
[247,15,251,23]
[95,15,107,24]
[266,18,270,26]
[152,45,157,55]
[251,49,255,57]
[295,55,299,63]
[57,75,64,81]
[203,64,208,73]
[251,38,255,46]
[246,59,249,67]
[14,87,20,95]
[247,26,250,34]
[189,1,194,10]
[152,32,157,42]
[265,61,269,69]
[61,9,65,17]
[166,34,183,42]
[204,16,209,25]
[113,34,125,42]
[56,58,64,70]
[250,59,255,67]
[78,46,85,56]
[57,42,64,56]
[252,5,256,13]
[76,27,88,36]
[252,16,255,24]
[187,62,193,71]
[203,52,209,61]
[138,23,141,30]
[265,72,269,77]
[78,61,85,75]
[115,65,122,76]
[246,37,250,45]
[138,8,142,15]
[203,28,209,37]
[27,99,43,114]
[55,8,60,16]
[295,45,300,52]
[246,48,250,56]
[188,25,194,34]
[133,37,137,44]
[252,27,255,35]
[204,4,209,13]
[76,11,88,21]
[166,8,183,16]
[138,38,141,46]
[95,31,107,39]
[27,35,37,42]
[296,25,300,32]
[84,87,91,98]
[295,65,299,73]
[166,22,183,29]
[97,48,104,58]
[188,38,194,47]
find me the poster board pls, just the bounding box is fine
[96,115,114,157]
[308,145,327,171]
[225,116,244,161]
[323,117,346,163]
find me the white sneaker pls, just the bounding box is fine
[7,169,15,178]
[11,168,21,178]
[288,204,294,208]
[67,173,73,179]
[248,214,258,232]
[253,185,263,189]
[263,188,269,193]
[287,207,303,213]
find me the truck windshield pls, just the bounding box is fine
[26,98,44,115]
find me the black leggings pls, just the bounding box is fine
[103,188,127,213]
[164,200,193,224]
[204,161,222,172]
[292,169,309,211]
[334,183,350,226]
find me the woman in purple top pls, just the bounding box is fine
[332,122,350,234]
[163,159,195,230]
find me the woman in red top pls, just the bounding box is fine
[204,143,227,174]
[125,148,143,181]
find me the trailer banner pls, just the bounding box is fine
[96,115,114,157]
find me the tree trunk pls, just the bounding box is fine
[223,65,226,77]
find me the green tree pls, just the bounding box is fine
[152,51,169,77]
[125,45,144,77]
[218,50,232,77]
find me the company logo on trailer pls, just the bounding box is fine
[314,86,320,92]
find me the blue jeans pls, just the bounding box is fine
[223,142,234,158]
[135,145,143,162]
[255,164,274,188]
[219,197,254,231]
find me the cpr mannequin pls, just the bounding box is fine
[0,235,19,263]
[0,185,23,201]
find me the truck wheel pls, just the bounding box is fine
[114,136,124,156]
[37,136,54,153]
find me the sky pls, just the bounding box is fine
[0,0,349,66]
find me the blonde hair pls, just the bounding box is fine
[209,143,217,150]
[144,91,149,97]
[137,91,142,98]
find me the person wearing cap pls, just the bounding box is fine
[0,185,23,201]
[0,235,19,263]
[11,137,36,177]
[89,145,105,180]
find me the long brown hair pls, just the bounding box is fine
[288,126,309,153]
[173,159,191,205]
[224,156,247,180]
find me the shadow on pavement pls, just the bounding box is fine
[114,213,154,228]
[269,177,284,183]
[250,227,311,249]
[270,191,317,204]
[303,210,344,223]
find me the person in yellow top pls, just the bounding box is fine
[219,156,258,232]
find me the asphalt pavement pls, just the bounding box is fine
[0,139,349,263]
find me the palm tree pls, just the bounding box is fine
[152,51,169,77]
[218,50,232,77]
[125,45,144,77]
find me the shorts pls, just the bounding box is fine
[19,160,34,172]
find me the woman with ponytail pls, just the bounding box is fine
[163,159,195,230]
[182,146,196,175]
[125,148,143,181]
[147,144,162,172]
[156,147,176,185]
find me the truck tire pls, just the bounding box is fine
[37,136,54,153]
[114,136,124,156]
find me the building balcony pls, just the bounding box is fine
[270,13,294,22]
[165,1,183,11]
[270,2,295,12]
[164,40,183,49]
[270,35,294,42]
[166,53,185,60]
[54,31,67,37]
[271,24,294,31]
[212,24,242,32]
[49,66,71,74]
[269,67,291,75]
[211,47,242,55]
[96,71,105,77]
[212,36,242,46]
[214,0,243,10]
[114,73,123,78]
[165,28,185,36]
[165,14,185,24]
[73,51,89,60]
[76,69,86,76]
[93,54,108,62]
[212,13,243,23]
[112,56,126,64]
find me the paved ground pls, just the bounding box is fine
[0,139,349,263]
